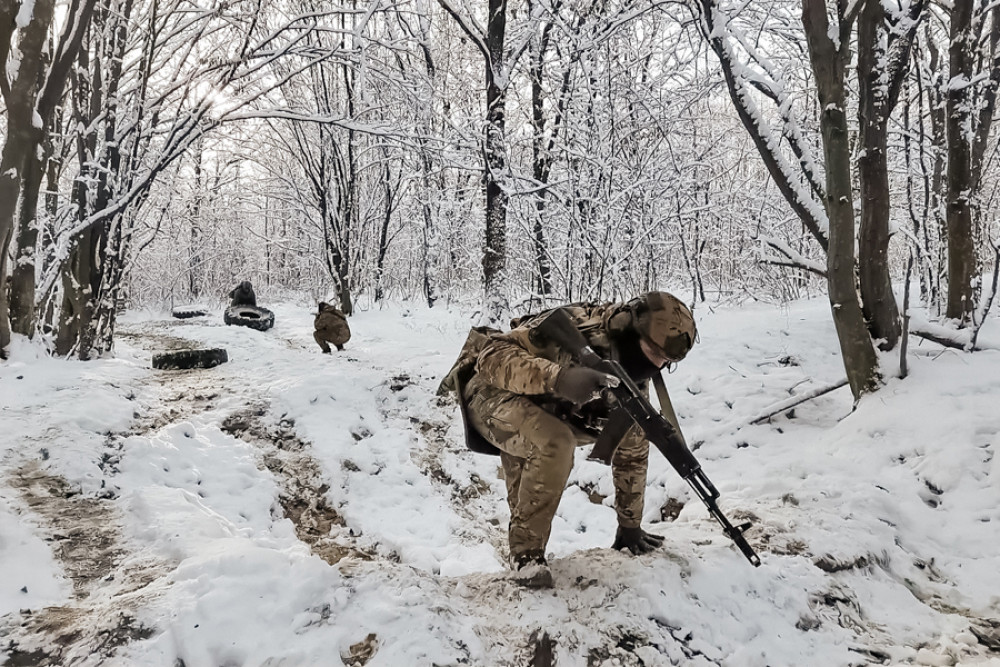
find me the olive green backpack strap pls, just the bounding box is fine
[651,372,687,447]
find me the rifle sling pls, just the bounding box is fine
[652,372,687,447]
[590,373,685,464]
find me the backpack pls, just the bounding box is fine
[438,326,502,456]
[437,326,500,395]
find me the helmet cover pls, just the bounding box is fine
[632,291,697,362]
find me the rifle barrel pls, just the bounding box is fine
[686,470,761,567]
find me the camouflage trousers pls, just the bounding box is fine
[464,376,649,564]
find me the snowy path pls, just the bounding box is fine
[2,299,999,666]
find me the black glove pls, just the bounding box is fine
[612,525,665,555]
[553,366,614,405]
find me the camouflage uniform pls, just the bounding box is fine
[462,302,655,564]
[314,302,351,352]
[229,280,257,307]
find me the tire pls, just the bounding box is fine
[172,305,208,319]
[152,348,228,370]
[224,305,275,331]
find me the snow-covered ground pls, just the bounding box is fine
[1,293,998,666]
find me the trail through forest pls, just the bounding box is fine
[2,300,999,666]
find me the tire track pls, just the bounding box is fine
[1,316,371,664]
[374,372,510,559]
[2,462,163,666]
[220,404,374,565]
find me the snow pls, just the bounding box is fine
[15,0,35,28]
[0,492,66,615]
[758,236,827,276]
[1,295,1000,665]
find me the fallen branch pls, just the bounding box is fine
[908,243,999,353]
[908,328,974,350]
[750,378,849,425]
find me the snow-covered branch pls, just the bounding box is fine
[696,0,829,250]
[757,236,827,277]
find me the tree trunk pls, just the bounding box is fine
[529,5,554,297]
[924,30,948,315]
[0,223,12,357]
[55,227,102,358]
[803,0,881,401]
[856,0,901,350]
[971,7,1000,195]
[419,145,438,308]
[483,0,509,315]
[905,48,938,308]
[375,159,393,302]
[9,147,45,336]
[0,0,58,355]
[946,0,978,324]
[336,5,357,317]
[321,187,353,318]
[188,141,205,298]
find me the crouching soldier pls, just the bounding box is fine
[229,280,257,307]
[440,292,697,588]
[314,302,351,353]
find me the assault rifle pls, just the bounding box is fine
[534,307,761,567]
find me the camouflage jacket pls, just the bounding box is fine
[436,303,658,528]
[438,302,651,438]
[315,303,351,346]
[473,302,634,435]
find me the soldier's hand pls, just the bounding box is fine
[553,366,615,405]
[612,525,665,555]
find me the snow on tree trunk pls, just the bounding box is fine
[856,0,905,351]
[946,0,979,325]
[802,0,881,400]
[482,0,510,321]
[0,0,57,355]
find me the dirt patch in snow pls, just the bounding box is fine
[407,411,509,559]
[221,404,373,566]
[2,462,161,666]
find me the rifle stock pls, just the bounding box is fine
[536,308,761,567]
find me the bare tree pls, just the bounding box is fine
[437,0,536,319]
[801,0,880,398]
[943,1,1000,326]
[856,0,923,350]
[947,0,978,324]
[0,0,97,357]
[33,1,361,357]
[693,0,925,398]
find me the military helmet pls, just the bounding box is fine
[629,291,697,362]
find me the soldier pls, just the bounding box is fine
[314,302,351,353]
[229,280,257,307]
[451,292,697,588]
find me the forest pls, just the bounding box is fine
[1,0,997,396]
[4,2,1000,666]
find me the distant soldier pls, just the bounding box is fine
[314,302,351,353]
[440,291,697,587]
[229,280,257,307]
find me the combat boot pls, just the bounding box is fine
[511,553,554,589]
